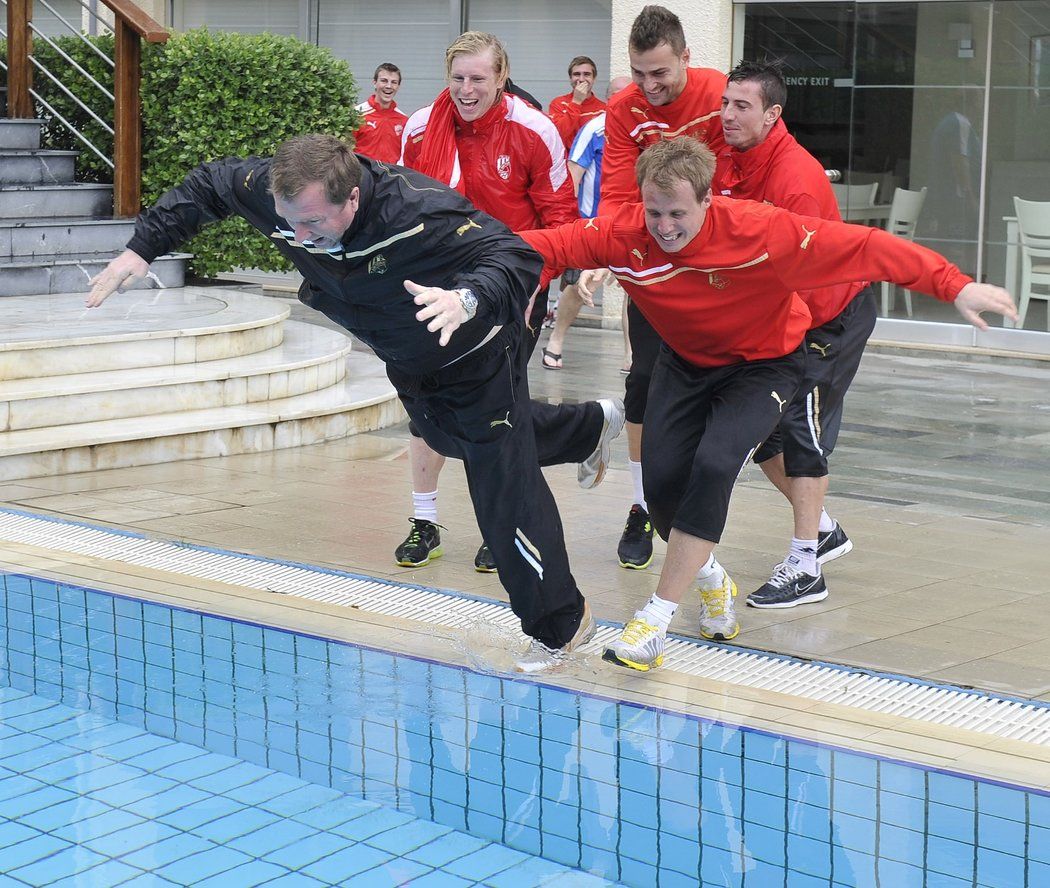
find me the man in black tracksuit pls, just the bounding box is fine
[86,134,615,672]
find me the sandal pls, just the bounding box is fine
[542,348,563,370]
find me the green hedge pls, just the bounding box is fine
[3,29,361,276]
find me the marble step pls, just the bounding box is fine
[0,217,138,259]
[0,289,290,379]
[0,149,78,184]
[0,249,188,296]
[0,350,405,482]
[0,182,112,219]
[0,320,353,431]
[0,120,42,151]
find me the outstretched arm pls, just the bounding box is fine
[954,282,1018,330]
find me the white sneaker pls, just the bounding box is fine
[515,601,596,673]
[699,570,739,641]
[578,398,626,489]
[602,616,665,671]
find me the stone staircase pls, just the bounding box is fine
[0,289,404,481]
[0,118,188,296]
[0,118,404,481]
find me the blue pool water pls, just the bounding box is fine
[2,571,1049,888]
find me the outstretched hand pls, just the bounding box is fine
[407,279,468,347]
[954,282,1019,330]
[86,249,150,308]
[576,268,609,306]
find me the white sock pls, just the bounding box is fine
[696,554,727,591]
[787,538,819,576]
[818,509,836,533]
[637,594,677,632]
[412,490,438,523]
[629,460,647,511]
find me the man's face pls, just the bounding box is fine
[641,178,710,252]
[569,63,596,89]
[721,80,778,151]
[449,49,504,122]
[274,181,359,250]
[629,42,690,107]
[373,70,401,107]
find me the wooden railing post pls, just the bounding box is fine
[112,16,141,216]
[6,0,34,119]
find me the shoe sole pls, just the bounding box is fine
[745,589,829,609]
[474,565,498,574]
[395,546,443,568]
[618,555,653,570]
[817,537,853,565]
[602,648,663,671]
[700,623,740,641]
[578,400,625,490]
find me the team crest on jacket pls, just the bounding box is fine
[496,155,511,180]
[395,124,404,136]
[368,254,388,275]
[708,273,728,289]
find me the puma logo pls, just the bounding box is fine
[456,218,482,236]
[243,170,254,190]
[800,225,817,250]
[810,342,831,358]
[632,249,645,261]
[771,391,788,413]
[490,411,513,429]
[585,218,599,230]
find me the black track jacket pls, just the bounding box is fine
[126,155,542,373]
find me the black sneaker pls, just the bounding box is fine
[394,518,443,567]
[747,562,828,609]
[474,542,498,573]
[617,504,654,569]
[817,521,853,565]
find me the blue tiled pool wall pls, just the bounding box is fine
[3,573,1050,888]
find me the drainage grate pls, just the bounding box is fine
[3,508,1050,747]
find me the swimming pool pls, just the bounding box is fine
[2,571,1048,887]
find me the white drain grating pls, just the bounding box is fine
[4,508,1050,747]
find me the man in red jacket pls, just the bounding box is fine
[352,63,409,164]
[397,31,603,576]
[521,137,1016,671]
[714,60,873,609]
[596,5,729,577]
[548,55,606,151]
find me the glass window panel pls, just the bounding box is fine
[175,0,301,37]
[317,0,453,119]
[467,0,612,110]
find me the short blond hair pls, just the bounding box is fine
[445,31,509,83]
[635,137,716,201]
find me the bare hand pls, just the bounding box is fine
[87,249,149,307]
[407,279,467,347]
[954,282,1018,331]
[572,81,592,105]
[577,268,610,305]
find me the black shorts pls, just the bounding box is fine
[642,345,805,544]
[754,287,877,476]
[624,300,663,424]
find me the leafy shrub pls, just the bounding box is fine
[2,29,361,275]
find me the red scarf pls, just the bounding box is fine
[411,89,465,193]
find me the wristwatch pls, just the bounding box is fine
[457,288,479,321]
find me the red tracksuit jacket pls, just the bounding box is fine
[352,96,408,164]
[521,198,970,368]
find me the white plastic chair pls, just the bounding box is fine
[1013,197,1050,330]
[831,182,879,214]
[880,186,927,316]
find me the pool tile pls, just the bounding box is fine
[226,818,319,857]
[124,783,212,818]
[9,845,108,887]
[258,872,329,887]
[18,796,112,832]
[404,832,490,868]
[396,871,472,887]
[89,772,178,806]
[343,859,433,885]
[481,854,571,887]
[443,843,530,880]
[225,771,306,805]
[262,831,351,868]
[156,844,254,883]
[192,805,282,843]
[0,833,70,869]
[119,832,218,870]
[158,795,245,830]
[84,819,180,856]
[258,784,344,818]
[196,860,290,887]
[293,796,382,831]
[332,805,416,842]
[300,844,394,882]
[48,859,143,888]
[53,808,146,843]
[0,821,43,851]
[0,784,77,818]
[364,818,454,855]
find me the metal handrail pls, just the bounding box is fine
[29,54,115,134]
[27,23,116,101]
[35,0,114,68]
[30,89,113,167]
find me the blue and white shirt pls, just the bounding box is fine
[569,112,605,219]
